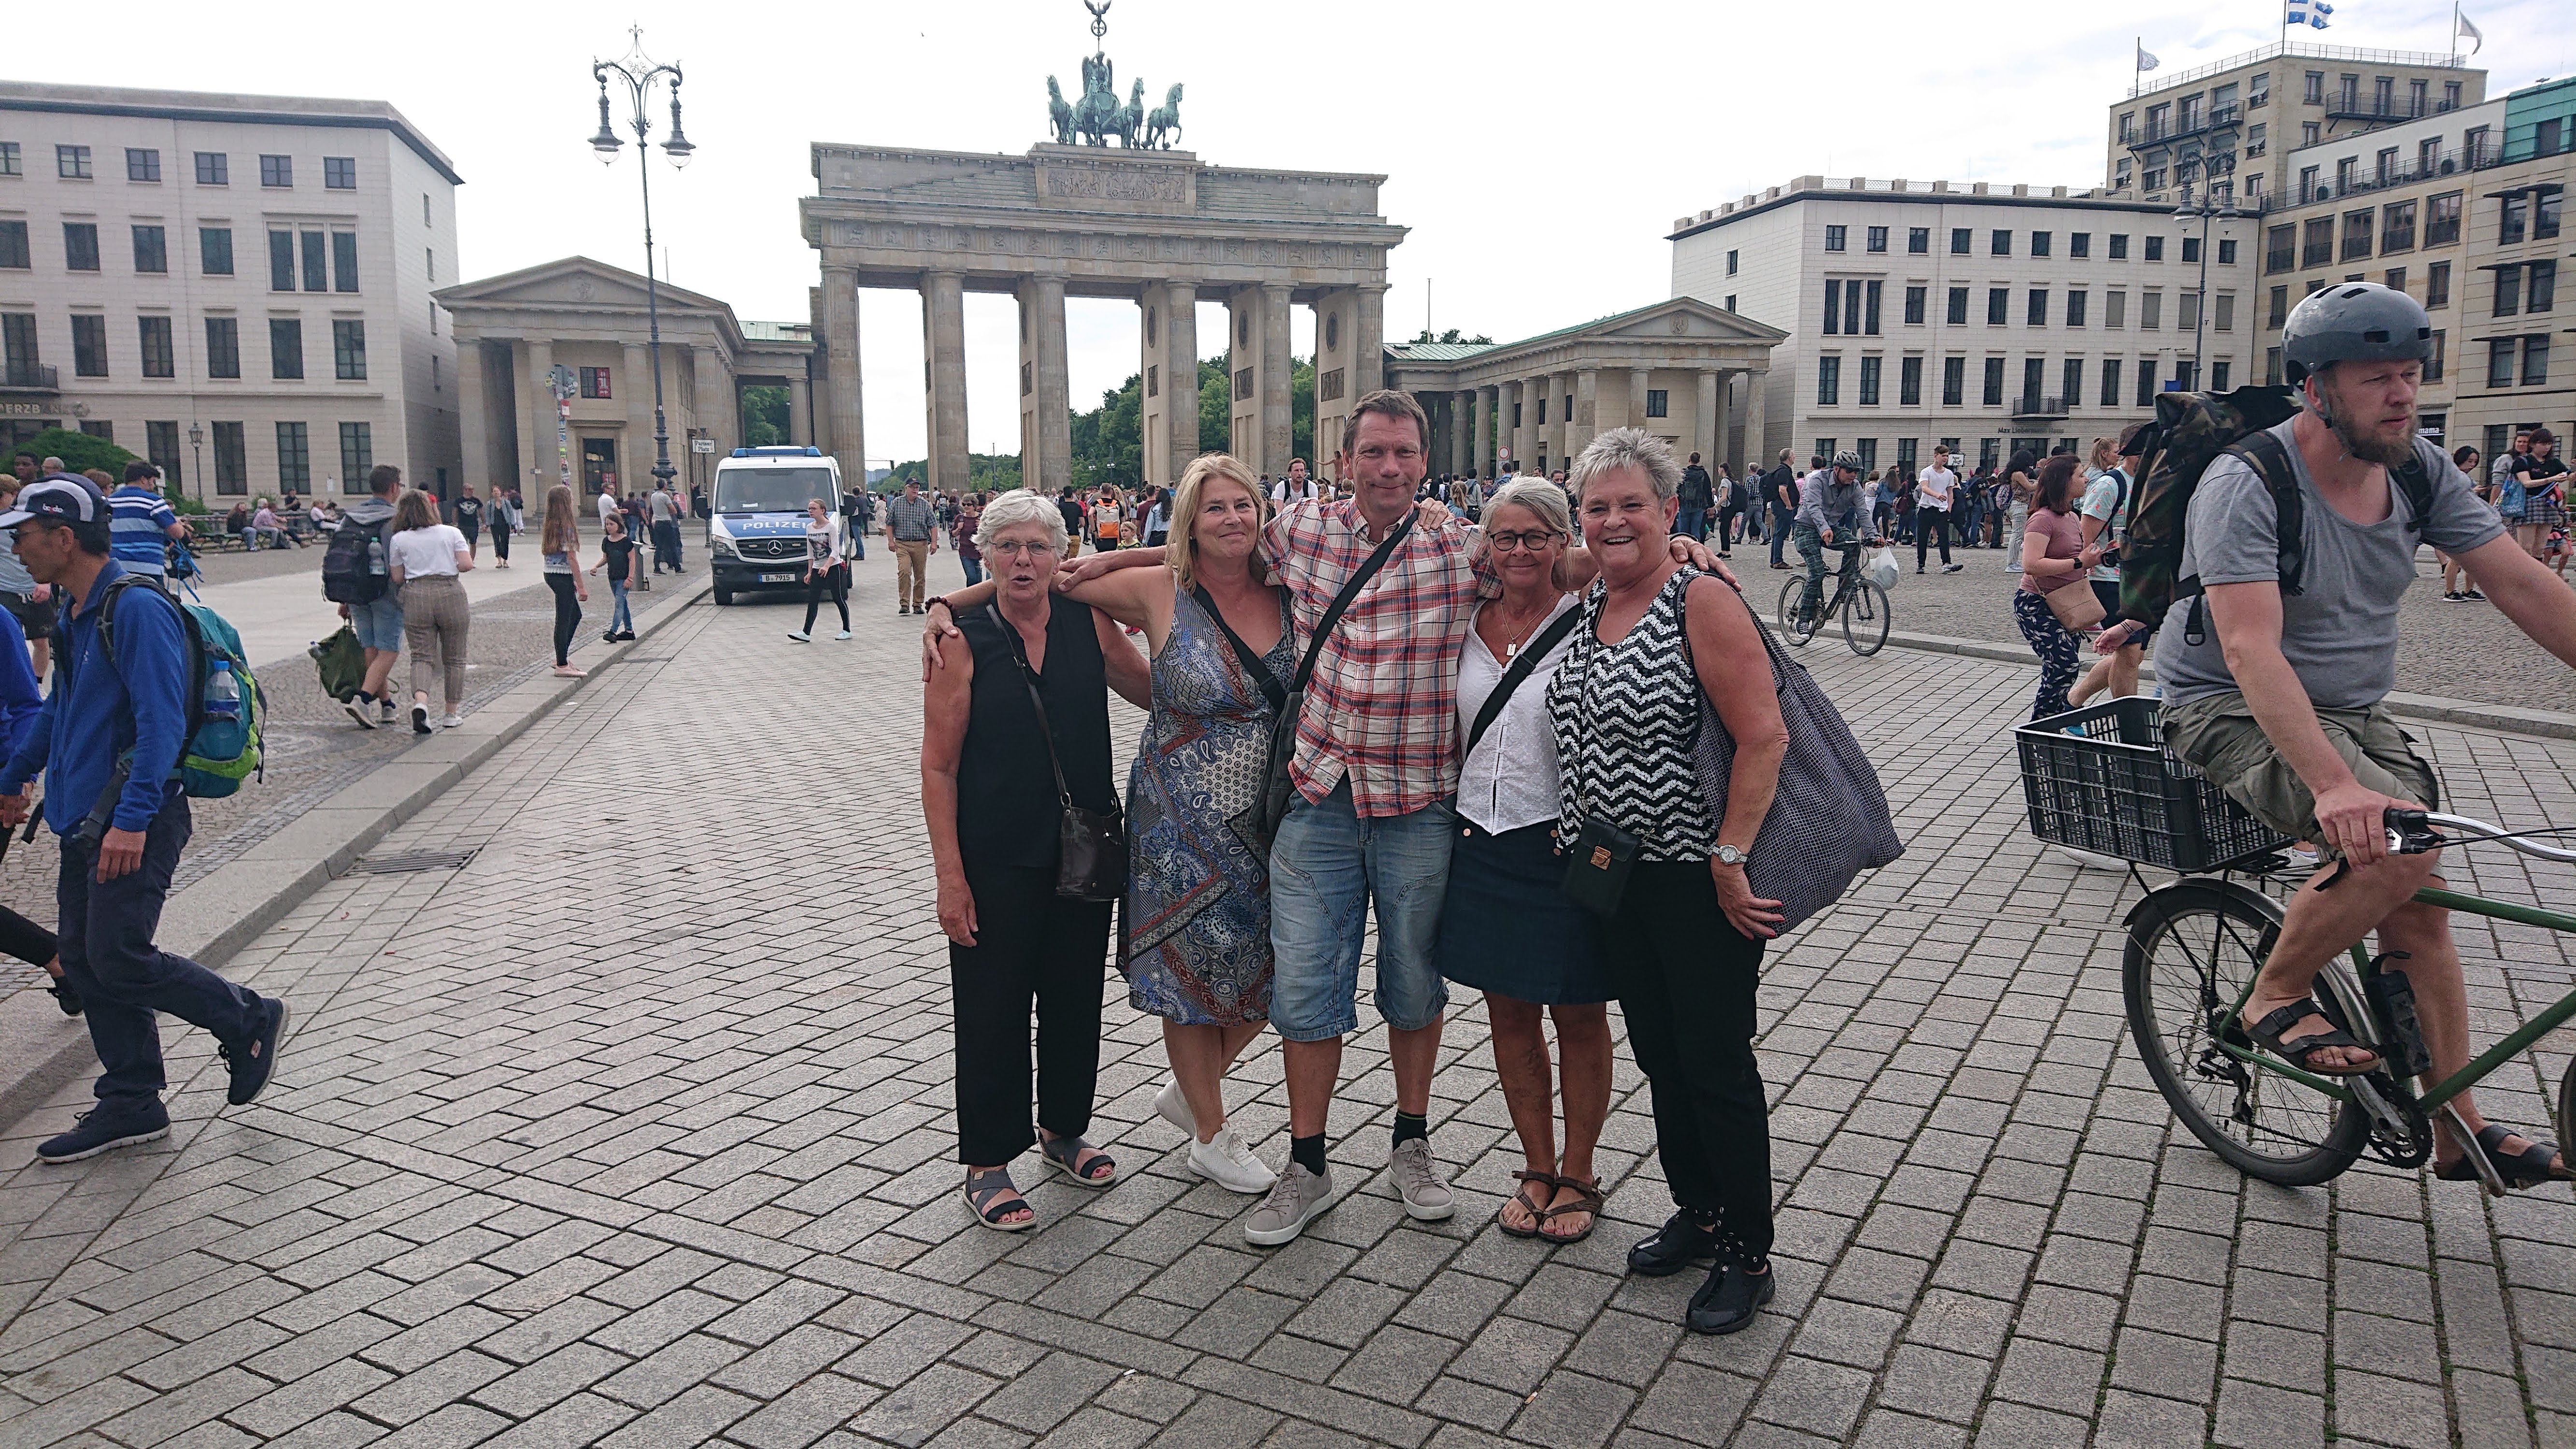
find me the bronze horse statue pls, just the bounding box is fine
[1046,77,1075,145]
[1144,84,1182,150]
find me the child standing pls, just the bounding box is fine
[590,511,637,642]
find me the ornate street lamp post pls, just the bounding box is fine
[186,423,203,503]
[2172,180,2240,389]
[588,27,695,494]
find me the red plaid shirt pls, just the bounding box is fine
[1263,499,1495,818]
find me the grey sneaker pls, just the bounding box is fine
[1243,1162,1337,1246]
[1389,1137,1455,1222]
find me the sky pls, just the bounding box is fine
[45,0,2575,467]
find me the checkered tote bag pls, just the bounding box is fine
[1681,584,1903,932]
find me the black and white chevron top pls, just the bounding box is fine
[1547,568,1718,863]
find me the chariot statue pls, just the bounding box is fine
[1045,1,1180,149]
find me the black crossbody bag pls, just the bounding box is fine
[988,604,1126,902]
[1558,624,1640,915]
[1251,514,1414,848]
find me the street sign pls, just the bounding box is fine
[691,437,716,454]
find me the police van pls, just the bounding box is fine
[707,446,840,605]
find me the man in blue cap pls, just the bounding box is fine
[0,476,288,1164]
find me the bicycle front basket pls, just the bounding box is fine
[2016,696,2288,871]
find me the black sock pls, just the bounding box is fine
[1392,1111,1428,1148]
[1290,1133,1327,1176]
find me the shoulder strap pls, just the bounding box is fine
[986,603,1074,810]
[2392,452,2436,536]
[1465,604,1584,758]
[1192,585,1287,715]
[2228,430,2308,598]
[1289,511,1414,694]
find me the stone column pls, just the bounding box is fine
[1472,386,1493,477]
[1502,380,1524,471]
[522,339,556,492]
[922,271,970,495]
[1625,368,1650,431]
[1016,276,1071,494]
[693,345,737,457]
[787,372,813,448]
[1260,284,1293,475]
[1165,282,1198,483]
[1535,375,1557,472]
[1353,284,1387,398]
[1226,291,1257,466]
[623,343,661,489]
[821,265,866,487]
[1451,391,1471,477]
[1701,370,1726,473]
[1572,368,1599,459]
[1742,364,1770,472]
[455,339,491,497]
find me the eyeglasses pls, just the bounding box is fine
[1486,529,1564,553]
[987,540,1055,558]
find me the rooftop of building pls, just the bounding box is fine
[740,320,813,345]
[2121,38,2475,101]
[1668,176,2178,241]
[0,80,460,185]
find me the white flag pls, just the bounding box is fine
[2136,42,2160,71]
[2458,10,2484,53]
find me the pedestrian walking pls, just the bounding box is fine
[386,488,474,732]
[920,489,1153,1230]
[109,464,187,580]
[1548,428,1788,1336]
[0,600,76,1016]
[541,484,589,679]
[2069,434,2143,704]
[842,483,873,562]
[1676,454,1714,542]
[1764,449,1799,569]
[2442,445,2487,601]
[488,487,518,569]
[2012,455,2102,720]
[1089,486,1128,554]
[1712,465,1743,556]
[885,480,939,614]
[2511,428,2566,567]
[452,485,484,559]
[1915,444,1962,573]
[0,477,288,1164]
[787,497,849,642]
[955,494,986,586]
[326,466,405,730]
[649,480,684,574]
[2001,450,2037,571]
[591,511,639,643]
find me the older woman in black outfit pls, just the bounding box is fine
[923,489,1152,1230]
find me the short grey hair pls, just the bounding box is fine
[1484,478,1571,536]
[974,488,1067,554]
[1570,426,1683,502]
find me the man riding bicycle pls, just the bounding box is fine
[2144,282,2576,1187]
[1793,451,1866,628]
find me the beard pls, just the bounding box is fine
[2319,382,2418,468]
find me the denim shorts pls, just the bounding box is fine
[1267,777,1456,1041]
[349,595,405,653]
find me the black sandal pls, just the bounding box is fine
[1537,1175,1606,1246]
[2437,1124,2573,1190]
[1497,1170,1556,1239]
[1039,1134,1116,1189]
[2242,1000,2381,1077]
[964,1168,1035,1231]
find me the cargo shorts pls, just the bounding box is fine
[2161,691,2438,857]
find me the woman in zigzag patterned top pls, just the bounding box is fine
[1547,427,1792,1338]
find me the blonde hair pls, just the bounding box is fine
[391,489,440,533]
[1171,454,1269,595]
[2089,436,2120,471]
[541,484,579,554]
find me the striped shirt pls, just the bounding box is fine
[108,486,177,578]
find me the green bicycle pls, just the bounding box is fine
[1774,537,1891,656]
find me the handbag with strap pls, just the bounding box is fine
[2043,574,2106,631]
[987,604,1126,902]
[1464,605,1584,758]
[1254,512,1415,845]
[1678,580,1903,931]
[1556,622,1640,915]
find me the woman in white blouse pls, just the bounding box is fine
[1431,478,1614,1246]
[385,489,475,732]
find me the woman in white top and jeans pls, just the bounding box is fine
[790,497,850,642]
[1431,478,1614,1246]
[385,489,474,732]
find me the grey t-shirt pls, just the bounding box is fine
[2155,419,2505,710]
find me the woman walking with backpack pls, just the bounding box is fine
[539,484,589,679]
[385,489,474,731]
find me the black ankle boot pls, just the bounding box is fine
[1686,1258,1776,1335]
[1627,1208,1718,1277]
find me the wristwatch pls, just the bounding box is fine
[1714,844,1750,867]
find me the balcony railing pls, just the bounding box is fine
[2289,145,2498,206]
[2323,98,2453,123]
[2128,104,2243,155]
[0,361,57,392]
[2011,395,2071,420]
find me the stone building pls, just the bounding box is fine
[1384,299,1784,481]
[433,256,812,503]
[1670,177,2243,476]
[0,81,461,498]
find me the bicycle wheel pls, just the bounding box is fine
[2123,882,2367,1187]
[1840,579,1891,656]
[1776,578,1817,647]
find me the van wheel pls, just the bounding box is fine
[712,587,734,606]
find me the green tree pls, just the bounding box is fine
[739,385,790,447]
[14,427,139,480]
[1198,357,1231,455]
[876,453,1023,495]
[1070,372,1144,492]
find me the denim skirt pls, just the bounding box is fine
[1433,819,1610,1005]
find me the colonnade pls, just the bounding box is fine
[1414,362,1769,480]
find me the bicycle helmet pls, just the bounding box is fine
[1831,450,1863,471]
[2280,281,2433,384]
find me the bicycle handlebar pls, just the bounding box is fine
[2385,808,2576,864]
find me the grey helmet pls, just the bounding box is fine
[2281,281,2434,384]
[1831,450,1863,471]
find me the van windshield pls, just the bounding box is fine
[713,468,836,514]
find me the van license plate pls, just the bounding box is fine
[759,572,796,584]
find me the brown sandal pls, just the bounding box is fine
[1497,1170,1557,1238]
[1537,1175,1606,1245]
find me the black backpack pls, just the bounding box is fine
[321,511,391,605]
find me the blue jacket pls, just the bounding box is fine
[0,561,189,835]
[0,607,38,757]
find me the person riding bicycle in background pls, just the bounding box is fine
[1792,451,1865,629]
[2155,282,2576,1188]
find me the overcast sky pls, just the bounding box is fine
[61,0,2575,466]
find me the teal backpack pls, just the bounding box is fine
[92,576,264,799]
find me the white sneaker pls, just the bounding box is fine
[1153,1078,1195,1137]
[440,713,464,729]
[1190,1127,1277,1194]
[835,629,852,640]
[1389,1137,1455,1222]
[1243,1163,1337,1246]
[787,630,811,643]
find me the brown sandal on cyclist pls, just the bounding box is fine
[2436,1124,2574,1190]
[1497,1170,1556,1239]
[2241,999,2381,1076]
[1537,1175,1607,1246]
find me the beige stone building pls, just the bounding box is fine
[433,256,812,503]
[1384,299,1784,480]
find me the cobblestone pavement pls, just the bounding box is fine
[1,553,2573,1449]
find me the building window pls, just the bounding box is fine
[138,315,173,378]
[2217,237,2238,267]
[2145,236,2165,262]
[70,314,108,377]
[2426,261,2450,308]
[2269,285,2289,328]
[2341,209,2374,262]
[1817,355,1840,406]
[2182,236,2202,264]
[2068,233,2092,259]
[2120,111,2137,143]
[1946,286,1969,325]
[1856,439,1878,472]
[146,421,182,490]
[1897,439,1919,472]
[0,222,26,270]
[1822,280,1843,335]
[2266,346,2283,385]
[1981,357,2005,407]
[1824,225,1847,252]
[2178,292,2202,332]
[2501,193,2530,247]
[1645,389,1668,418]
[2266,225,2294,273]
[331,231,358,292]
[276,422,310,488]
[1813,439,1837,463]
[63,223,100,271]
[2031,231,2053,258]
[1866,225,1888,253]
[199,227,232,276]
[2214,293,2235,332]
[1908,227,1930,255]
[1900,356,1923,406]
[1942,356,1965,406]
[2537,187,2563,241]
[205,316,240,378]
[2529,260,2558,314]
[2066,290,2088,327]
[1863,280,1882,335]
[2425,330,2445,382]
[2212,360,2232,390]
[2302,218,2334,269]
[1723,295,1736,312]
[300,230,326,292]
[131,225,166,274]
[57,144,91,179]
[2141,291,2163,330]
[2135,359,2158,407]
[2386,266,2408,294]
[2110,234,2130,260]
[339,423,372,488]
[332,320,367,380]
[212,422,247,494]
[260,154,292,188]
[1950,227,1971,255]
[2062,357,2083,406]
[1991,229,2011,256]
[2301,121,2320,147]
[2381,200,2417,254]
[1987,288,2009,326]
[1904,286,1926,325]
[2106,290,2127,329]
[0,142,17,177]
[1726,249,1738,276]
[194,151,227,185]
[124,147,160,183]
[2496,265,2523,318]
[2021,357,2045,410]
[2426,192,2462,246]
[323,156,356,190]
[2027,289,2049,327]
[268,230,294,291]
[581,366,612,399]
[2487,337,2517,387]
[2100,359,2123,407]
[270,318,303,379]
[1859,356,1882,406]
